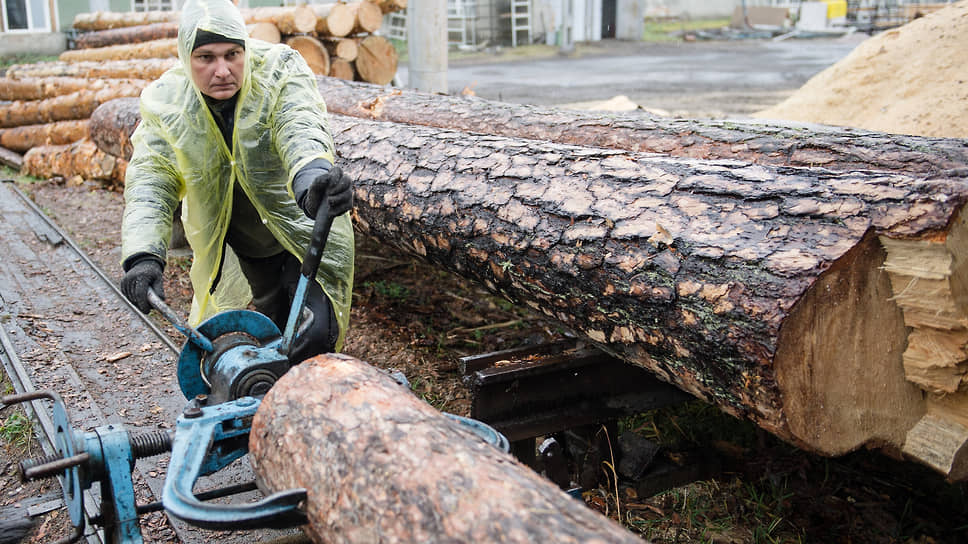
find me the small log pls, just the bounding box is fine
[4,59,176,80]
[0,77,149,101]
[312,77,968,176]
[59,38,178,62]
[89,97,140,160]
[311,3,355,38]
[72,10,178,31]
[355,35,398,85]
[250,355,641,543]
[323,38,358,62]
[0,119,89,152]
[0,145,23,170]
[347,0,384,34]
[22,139,126,186]
[328,58,356,80]
[373,0,408,14]
[73,22,179,49]
[903,415,968,481]
[247,22,281,44]
[285,36,330,76]
[239,6,317,35]
[0,83,147,128]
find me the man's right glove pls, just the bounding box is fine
[120,255,165,314]
[293,159,353,220]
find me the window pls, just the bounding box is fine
[1,0,50,32]
[133,0,176,11]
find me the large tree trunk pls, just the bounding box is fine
[0,77,148,101]
[0,83,147,128]
[0,119,89,152]
[3,59,176,80]
[89,99,968,480]
[73,22,179,49]
[313,77,968,175]
[88,97,140,161]
[59,38,178,62]
[355,35,398,85]
[250,355,642,544]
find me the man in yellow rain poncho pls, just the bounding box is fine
[119,0,354,362]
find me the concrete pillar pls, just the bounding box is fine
[407,0,448,94]
[615,0,645,41]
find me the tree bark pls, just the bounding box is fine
[72,10,178,31]
[0,119,89,152]
[0,145,23,170]
[59,38,178,62]
[284,36,330,76]
[310,3,355,38]
[312,77,968,176]
[22,139,126,186]
[0,77,148,101]
[355,35,398,85]
[88,97,140,161]
[0,83,146,128]
[247,22,281,44]
[89,99,968,479]
[240,6,317,35]
[250,355,641,544]
[73,22,179,49]
[3,59,176,80]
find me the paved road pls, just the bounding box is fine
[398,35,867,116]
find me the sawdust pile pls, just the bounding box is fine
[754,1,968,138]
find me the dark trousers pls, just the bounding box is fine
[235,251,339,363]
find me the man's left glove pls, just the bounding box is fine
[120,255,165,314]
[293,159,353,220]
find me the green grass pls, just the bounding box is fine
[0,411,34,449]
[642,17,731,42]
[0,53,58,70]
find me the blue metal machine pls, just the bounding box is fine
[2,202,509,543]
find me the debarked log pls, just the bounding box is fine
[314,77,968,176]
[89,100,968,479]
[58,38,178,62]
[0,83,147,128]
[250,355,641,544]
[73,22,180,49]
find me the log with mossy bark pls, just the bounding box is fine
[312,77,968,176]
[73,22,179,49]
[90,99,968,480]
[250,355,642,543]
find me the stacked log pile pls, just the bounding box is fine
[2,2,402,183]
[92,83,968,482]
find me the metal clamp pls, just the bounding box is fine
[162,396,307,530]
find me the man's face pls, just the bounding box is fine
[190,42,245,100]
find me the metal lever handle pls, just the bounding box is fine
[147,289,215,353]
[162,397,307,530]
[281,198,334,356]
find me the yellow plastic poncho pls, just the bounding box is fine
[121,0,354,349]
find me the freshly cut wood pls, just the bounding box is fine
[355,35,397,85]
[22,139,126,185]
[0,145,23,170]
[251,355,642,543]
[313,77,968,175]
[328,58,355,80]
[0,83,147,128]
[89,97,140,161]
[240,6,317,34]
[247,22,281,44]
[323,38,358,61]
[0,120,89,152]
[310,3,354,38]
[74,22,179,49]
[347,0,384,34]
[4,59,176,80]
[373,0,407,14]
[59,38,178,62]
[285,36,330,76]
[72,10,178,31]
[90,99,968,480]
[0,77,149,101]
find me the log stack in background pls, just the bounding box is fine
[1,1,403,183]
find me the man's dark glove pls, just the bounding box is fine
[293,159,353,220]
[121,256,165,314]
